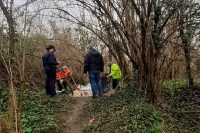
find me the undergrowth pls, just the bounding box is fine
[0,86,74,133]
[1,78,200,133]
[80,81,200,133]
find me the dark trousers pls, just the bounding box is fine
[45,70,56,97]
[57,79,67,91]
[113,78,119,89]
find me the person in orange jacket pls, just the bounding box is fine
[56,66,71,91]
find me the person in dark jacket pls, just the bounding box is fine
[42,45,59,97]
[84,46,104,99]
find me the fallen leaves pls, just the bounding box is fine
[88,118,94,125]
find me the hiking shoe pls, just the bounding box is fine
[92,96,97,99]
[98,94,102,97]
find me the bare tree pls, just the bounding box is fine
[0,0,17,132]
[178,0,200,86]
[0,0,34,132]
[55,0,200,103]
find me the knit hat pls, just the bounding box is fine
[46,45,56,51]
[87,45,94,50]
[62,66,68,70]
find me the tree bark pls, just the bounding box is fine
[0,115,15,133]
[0,0,15,54]
[180,27,194,86]
[0,0,17,132]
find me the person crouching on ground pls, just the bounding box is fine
[56,66,71,92]
[84,46,104,99]
[107,62,122,89]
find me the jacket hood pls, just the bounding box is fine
[89,49,101,57]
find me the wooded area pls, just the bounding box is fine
[0,0,200,132]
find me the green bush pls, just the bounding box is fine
[82,88,162,133]
[0,84,9,111]
[163,78,186,90]
[82,85,200,133]
[20,89,73,133]
[0,87,73,133]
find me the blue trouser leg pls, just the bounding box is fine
[89,71,96,98]
[89,70,102,98]
[94,71,102,95]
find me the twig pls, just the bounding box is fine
[66,117,73,125]
[182,111,200,113]
[114,75,128,89]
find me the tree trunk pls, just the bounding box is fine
[0,114,15,133]
[17,81,25,131]
[0,0,17,132]
[7,80,15,133]
[0,0,15,54]
[180,27,194,86]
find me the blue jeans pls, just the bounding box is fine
[88,70,102,98]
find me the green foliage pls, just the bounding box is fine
[0,84,9,111]
[81,84,200,133]
[163,78,186,90]
[82,88,162,133]
[149,122,162,133]
[20,89,73,133]
[195,58,200,72]
[194,79,200,87]
[1,47,16,61]
[0,87,74,133]
[163,85,200,132]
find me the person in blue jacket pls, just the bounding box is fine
[84,46,104,99]
[42,45,60,97]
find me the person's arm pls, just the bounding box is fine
[56,71,62,80]
[67,69,71,75]
[64,69,71,77]
[109,66,114,77]
[83,54,89,74]
[100,55,104,73]
[48,53,58,65]
[99,55,104,77]
[109,65,118,77]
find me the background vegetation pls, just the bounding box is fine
[81,80,200,133]
[0,84,74,133]
[0,0,200,132]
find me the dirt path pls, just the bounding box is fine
[60,97,91,133]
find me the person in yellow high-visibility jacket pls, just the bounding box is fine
[107,62,122,89]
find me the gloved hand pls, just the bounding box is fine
[57,61,62,64]
[59,79,64,83]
